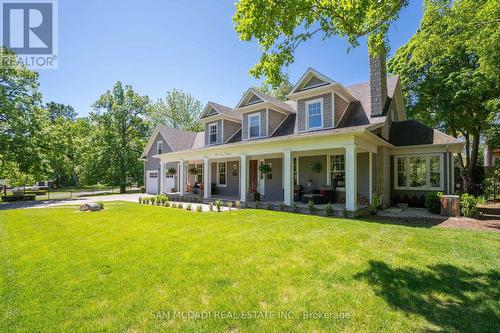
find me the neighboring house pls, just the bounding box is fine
[140,54,463,214]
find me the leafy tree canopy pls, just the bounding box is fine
[233,0,408,86]
[252,73,294,101]
[147,89,203,132]
[46,101,77,122]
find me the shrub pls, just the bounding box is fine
[208,202,213,211]
[171,202,177,208]
[186,204,192,211]
[255,200,260,209]
[214,199,223,212]
[325,202,333,216]
[138,197,143,204]
[227,201,234,210]
[140,186,145,193]
[143,197,149,204]
[196,205,203,212]
[96,201,104,210]
[164,201,170,207]
[265,203,272,210]
[279,202,285,211]
[370,193,379,214]
[151,197,156,205]
[425,192,443,214]
[307,200,315,214]
[177,203,184,209]
[291,202,298,213]
[460,193,478,217]
[235,200,241,210]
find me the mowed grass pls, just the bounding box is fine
[1,203,499,332]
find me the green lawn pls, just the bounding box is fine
[1,203,498,332]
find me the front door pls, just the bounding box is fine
[249,160,258,193]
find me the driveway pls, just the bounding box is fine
[0,193,143,210]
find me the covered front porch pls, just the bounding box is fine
[160,142,380,214]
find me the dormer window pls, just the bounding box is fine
[248,113,261,138]
[306,99,323,129]
[156,141,163,155]
[209,123,218,144]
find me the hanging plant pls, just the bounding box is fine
[259,164,272,174]
[166,168,177,176]
[309,162,322,173]
[188,167,199,175]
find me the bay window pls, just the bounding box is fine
[394,154,443,190]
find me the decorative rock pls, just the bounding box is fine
[440,195,460,216]
[79,202,102,212]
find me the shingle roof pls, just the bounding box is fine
[346,76,399,124]
[389,120,460,146]
[158,126,199,151]
[256,90,295,113]
[208,102,242,120]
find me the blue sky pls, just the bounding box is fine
[38,0,423,117]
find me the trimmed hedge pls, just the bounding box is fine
[425,192,443,214]
[460,193,478,217]
[1,194,36,202]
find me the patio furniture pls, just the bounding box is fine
[301,193,324,204]
[293,185,303,202]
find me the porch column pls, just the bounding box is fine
[179,160,186,195]
[345,144,357,211]
[160,161,166,194]
[203,157,210,199]
[240,154,247,202]
[283,150,293,206]
[368,152,373,203]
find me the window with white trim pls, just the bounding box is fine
[156,141,163,155]
[395,154,443,190]
[195,164,203,183]
[218,162,226,186]
[306,99,323,129]
[330,155,345,188]
[248,113,260,138]
[209,123,218,144]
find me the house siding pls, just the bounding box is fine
[205,120,222,146]
[372,152,378,194]
[242,109,267,140]
[298,155,328,188]
[264,158,283,201]
[297,93,333,132]
[301,76,326,90]
[334,93,348,127]
[223,119,241,142]
[267,109,287,135]
[144,133,174,193]
[211,161,239,196]
[356,153,370,200]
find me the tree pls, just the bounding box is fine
[90,82,150,192]
[0,47,50,183]
[46,102,77,122]
[253,73,294,101]
[147,89,203,132]
[233,0,408,86]
[388,0,499,191]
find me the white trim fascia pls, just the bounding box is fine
[331,92,335,128]
[246,111,262,140]
[326,153,331,185]
[235,88,264,109]
[289,67,337,94]
[221,119,225,142]
[393,142,464,154]
[305,98,324,131]
[288,85,334,101]
[265,108,269,137]
[237,100,292,115]
[199,113,241,124]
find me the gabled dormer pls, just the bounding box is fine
[199,102,241,146]
[236,88,295,140]
[287,68,357,132]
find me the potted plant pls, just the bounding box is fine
[259,163,272,174]
[309,162,322,174]
[166,168,177,176]
[370,193,379,215]
[188,167,199,175]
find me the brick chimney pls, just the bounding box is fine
[369,51,388,117]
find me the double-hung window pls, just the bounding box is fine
[195,164,203,183]
[395,154,443,190]
[306,99,323,130]
[330,155,345,188]
[248,113,260,138]
[209,123,218,144]
[218,162,226,186]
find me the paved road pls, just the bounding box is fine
[0,193,143,210]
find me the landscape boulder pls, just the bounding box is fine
[79,202,102,212]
